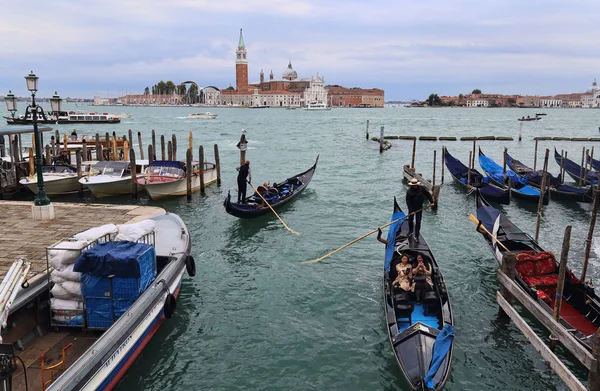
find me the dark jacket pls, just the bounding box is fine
[406,185,433,212]
[237,163,250,184]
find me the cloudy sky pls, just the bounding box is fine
[1,0,599,100]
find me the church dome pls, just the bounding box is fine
[587,78,598,93]
[282,61,298,80]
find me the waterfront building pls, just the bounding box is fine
[539,96,562,108]
[327,86,384,108]
[582,79,600,108]
[465,98,489,107]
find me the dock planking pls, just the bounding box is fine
[0,201,165,280]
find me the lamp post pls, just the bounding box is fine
[5,91,17,122]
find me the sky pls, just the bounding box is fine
[1,0,599,101]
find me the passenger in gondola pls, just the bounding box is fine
[413,255,433,304]
[236,160,251,203]
[392,254,413,292]
[406,178,434,242]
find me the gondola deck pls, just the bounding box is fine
[223,156,318,219]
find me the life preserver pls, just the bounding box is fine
[164,293,177,319]
[185,255,196,277]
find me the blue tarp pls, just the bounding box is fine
[147,160,185,169]
[478,153,526,186]
[384,210,405,271]
[74,241,154,278]
[424,324,455,388]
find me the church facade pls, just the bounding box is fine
[220,30,328,107]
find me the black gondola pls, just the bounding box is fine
[443,147,510,204]
[223,156,318,219]
[506,152,593,203]
[478,148,548,205]
[586,153,600,171]
[384,198,454,390]
[474,190,600,351]
[554,148,598,186]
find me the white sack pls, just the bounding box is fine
[50,284,72,300]
[50,298,84,311]
[48,240,88,271]
[51,264,80,282]
[60,281,82,297]
[73,224,118,242]
[115,220,156,242]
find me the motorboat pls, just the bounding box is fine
[138,160,217,200]
[187,112,218,119]
[5,111,120,125]
[19,165,81,195]
[80,160,148,197]
[1,213,195,390]
[304,101,331,111]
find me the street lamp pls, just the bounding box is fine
[49,91,62,124]
[5,91,17,121]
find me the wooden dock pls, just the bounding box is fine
[0,201,165,280]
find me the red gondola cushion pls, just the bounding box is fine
[516,261,535,277]
[524,274,558,288]
[535,256,556,275]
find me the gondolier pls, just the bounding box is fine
[406,178,434,242]
[236,160,251,203]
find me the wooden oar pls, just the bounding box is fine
[468,214,511,253]
[247,181,299,236]
[301,206,430,265]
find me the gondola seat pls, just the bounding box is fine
[423,291,438,315]
[394,291,414,324]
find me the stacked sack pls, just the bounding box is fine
[115,220,156,242]
[49,240,88,326]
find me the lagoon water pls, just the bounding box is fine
[5,105,600,390]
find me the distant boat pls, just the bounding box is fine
[535,113,547,116]
[187,112,218,119]
[304,101,331,111]
[5,111,121,125]
[286,107,297,110]
[517,116,541,122]
[249,105,269,109]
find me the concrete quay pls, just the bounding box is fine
[0,201,165,280]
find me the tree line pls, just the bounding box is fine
[143,81,200,103]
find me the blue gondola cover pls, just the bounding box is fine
[76,242,156,329]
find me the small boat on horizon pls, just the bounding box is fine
[138,160,217,200]
[518,116,541,122]
[248,105,269,109]
[187,112,218,119]
[383,197,454,390]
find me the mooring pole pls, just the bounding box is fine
[432,150,437,186]
[471,138,477,170]
[580,147,586,187]
[161,135,165,160]
[533,139,539,171]
[411,137,416,169]
[503,147,508,182]
[214,144,221,186]
[499,252,517,318]
[563,151,568,184]
[467,151,472,193]
[366,120,370,140]
[441,147,445,184]
[138,131,144,160]
[152,129,156,161]
[534,149,549,242]
[130,148,137,200]
[128,129,133,145]
[581,187,600,283]
[186,148,192,201]
[172,134,177,161]
[76,150,83,197]
[199,145,205,193]
[168,140,173,161]
[550,225,571,351]
[379,126,384,153]
[148,145,154,164]
[519,122,523,142]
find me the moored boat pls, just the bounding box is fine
[187,112,218,119]
[138,160,217,200]
[80,160,148,197]
[478,148,548,205]
[19,165,80,195]
[443,147,510,204]
[518,116,541,122]
[506,152,593,203]
[5,111,121,125]
[304,101,331,111]
[554,148,598,186]
[474,190,600,351]
[223,156,318,219]
[384,198,454,390]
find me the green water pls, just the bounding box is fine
[9,105,600,390]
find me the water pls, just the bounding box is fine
[6,105,600,390]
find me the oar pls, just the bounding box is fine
[468,214,511,253]
[301,206,430,265]
[247,181,299,236]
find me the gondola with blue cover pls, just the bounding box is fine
[587,153,600,171]
[443,147,510,204]
[223,156,318,219]
[478,148,548,205]
[506,152,593,203]
[384,198,454,391]
[554,148,598,186]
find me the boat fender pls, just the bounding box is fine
[185,255,196,277]
[164,293,177,319]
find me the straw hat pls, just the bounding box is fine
[409,178,421,186]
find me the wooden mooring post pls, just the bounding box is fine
[519,122,523,142]
[138,131,144,160]
[366,120,370,140]
[580,147,586,187]
[186,148,192,201]
[161,135,166,160]
[82,140,88,162]
[411,137,417,169]
[467,151,472,193]
[432,150,437,186]
[562,151,568,184]
[130,148,137,200]
[503,147,508,179]
[168,141,173,161]
[172,134,177,161]
[441,147,445,184]
[128,129,133,145]
[76,150,83,196]
[379,126,384,153]
[151,129,156,160]
[45,145,51,165]
[534,149,549,242]
[549,225,571,351]
[95,134,102,161]
[581,186,600,283]
[148,145,154,164]
[199,145,205,193]
[533,139,539,170]
[214,144,221,186]
[588,330,600,390]
[498,252,517,317]
[105,132,110,159]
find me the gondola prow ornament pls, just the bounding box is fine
[237,128,248,165]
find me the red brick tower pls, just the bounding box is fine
[235,29,248,92]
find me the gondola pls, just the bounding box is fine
[384,198,454,390]
[554,148,598,186]
[474,190,600,351]
[223,156,318,219]
[443,147,510,204]
[506,152,593,203]
[586,153,600,171]
[478,148,548,205]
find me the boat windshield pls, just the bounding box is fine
[41,165,77,174]
[89,161,130,177]
[145,165,185,178]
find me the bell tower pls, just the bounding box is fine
[235,29,248,92]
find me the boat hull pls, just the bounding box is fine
[83,177,144,197]
[20,175,81,195]
[142,170,217,200]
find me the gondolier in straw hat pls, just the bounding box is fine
[406,178,434,243]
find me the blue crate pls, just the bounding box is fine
[85,297,113,329]
[81,274,112,298]
[113,299,136,320]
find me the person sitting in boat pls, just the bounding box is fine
[392,254,413,292]
[412,255,433,304]
[70,129,78,140]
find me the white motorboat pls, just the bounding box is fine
[20,165,80,195]
[187,112,218,119]
[138,160,217,200]
[304,101,331,111]
[80,160,148,197]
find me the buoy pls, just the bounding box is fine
[164,293,177,319]
[185,255,196,277]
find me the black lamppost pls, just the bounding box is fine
[5,91,17,121]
